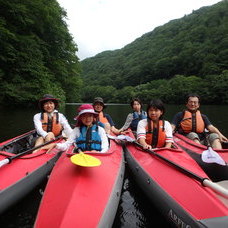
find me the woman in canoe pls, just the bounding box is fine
[118,98,147,134]
[47,104,109,153]
[137,99,173,149]
[93,97,119,135]
[33,94,72,147]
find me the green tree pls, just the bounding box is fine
[203,71,228,104]
[0,0,81,106]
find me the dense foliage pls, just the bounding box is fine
[1,0,227,106]
[81,0,228,104]
[81,71,228,104]
[0,0,82,106]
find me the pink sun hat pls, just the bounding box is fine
[74,104,98,120]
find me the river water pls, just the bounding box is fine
[0,104,228,227]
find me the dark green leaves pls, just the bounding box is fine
[0,0,81,106]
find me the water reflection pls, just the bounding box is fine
[113,169,170,228]
[0,179,47,228]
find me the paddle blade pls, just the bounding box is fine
[107,134,135,142]
[202,147,226,166]
[117,135,135,142]
[70,152,101,167]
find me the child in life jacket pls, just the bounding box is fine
[47,104,109,153]
[137,99,173,149]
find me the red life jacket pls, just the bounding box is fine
[180,110,205,134]
[146,119,166,148]
[98,112,109,124]
[41,112,62,136]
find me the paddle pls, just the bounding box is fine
[0,136,63,168]
[202,146,226,166]
[201,133,226,166]
[70,148,101,167]
[110,134,228,198]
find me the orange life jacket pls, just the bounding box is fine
[146,119,166,148]
[41,112,62,136]
[180,110,205,133]
[98,112,109,124]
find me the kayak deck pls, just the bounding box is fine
[34,138,125,228]
[0,131,63,214]
[124,133,228,227]
[174,133,228,182]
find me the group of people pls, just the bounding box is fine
[33,95,117,153]
[119,94,227,150]
[33,93,228,154]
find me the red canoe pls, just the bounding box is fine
[0,130,63,214]
[124,132,228,227]
[174,133,228,182]
[34,137,125,228]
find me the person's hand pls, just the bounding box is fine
[220,135,228,142]
[45,132,55,141]
[143,144,152,150]
[120,129,131,135]
[90,150,99,153]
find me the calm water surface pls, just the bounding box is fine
[0,104,228,227]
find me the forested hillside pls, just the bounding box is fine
[1,0,227,106]
[0,0,81,106]
[81,0,228,104]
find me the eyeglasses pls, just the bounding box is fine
[94,103,103,106]
[188,101,199,104]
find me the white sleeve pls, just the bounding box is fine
[33,113,48,138]
[59,113,73,137]
[98,126,109,153]
[164,121,173,143]
[56,126,109,153]
[56,127,79,151]
[137,119,147,140]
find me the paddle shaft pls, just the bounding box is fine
[132,141,228,197]
[133,141,204,183]
[107,134,228,197]
[109,134,203,181]
[0,135,63,167]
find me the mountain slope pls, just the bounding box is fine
[81,0,228,89]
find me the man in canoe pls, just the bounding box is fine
[93,97,120,134]
[171,94,228,149]
[33,94,72,147]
